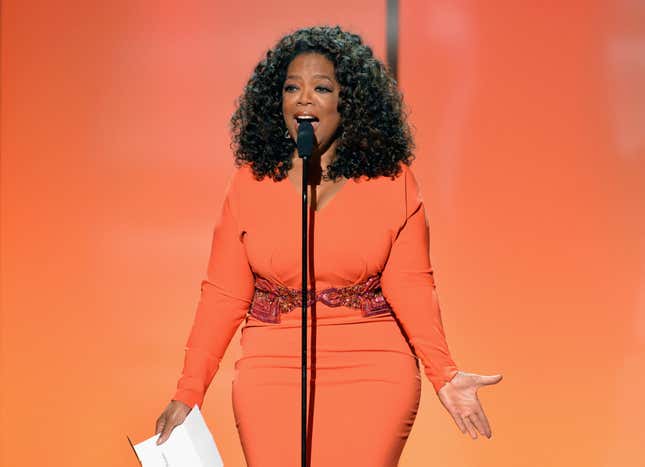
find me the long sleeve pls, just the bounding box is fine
[380,167,459,394]
[172,170,255,408]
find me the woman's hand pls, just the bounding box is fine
[437,370,503,439]
[154,400,192,445]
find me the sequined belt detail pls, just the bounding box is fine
[249,274,393,324]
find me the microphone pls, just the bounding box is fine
[296,120,314,158]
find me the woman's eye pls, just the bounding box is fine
[283,84,297,92]
[316,86,332,93]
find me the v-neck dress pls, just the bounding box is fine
[171,162,459,466]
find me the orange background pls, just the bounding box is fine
[2,1,644,466]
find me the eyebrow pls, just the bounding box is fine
[285,74,334,81]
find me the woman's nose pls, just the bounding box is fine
[297,86,313,105]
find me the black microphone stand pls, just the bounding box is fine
[300,153,309,467]
[296,120,314,467]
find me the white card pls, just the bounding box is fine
[130,405,224,467]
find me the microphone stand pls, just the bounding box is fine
[300,151,309,467]
[296,120,314,467]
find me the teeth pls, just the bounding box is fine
[296,115,317,121]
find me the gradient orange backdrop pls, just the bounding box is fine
[2,1,644,466]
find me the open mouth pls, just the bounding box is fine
[295,115,320,131]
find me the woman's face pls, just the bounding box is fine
[282,53,341,154]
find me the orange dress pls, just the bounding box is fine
[172,163,459,466]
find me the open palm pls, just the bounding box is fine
[437,370,503,439]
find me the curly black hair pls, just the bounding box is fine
[230,25,415,181]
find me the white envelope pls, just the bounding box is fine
[130,405,224,467]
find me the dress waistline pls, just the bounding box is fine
[248,274,393,324]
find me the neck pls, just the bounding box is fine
[293,140,338,184]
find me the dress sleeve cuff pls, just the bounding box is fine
[428,366,459,394]
[171,388,204,409]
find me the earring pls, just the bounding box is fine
[284,129,291,139]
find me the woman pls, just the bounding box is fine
[155,25,502,466]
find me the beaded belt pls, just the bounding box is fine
[248,274,393,324]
